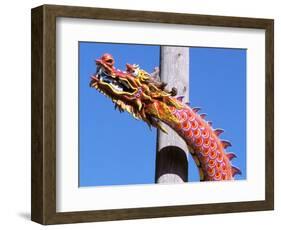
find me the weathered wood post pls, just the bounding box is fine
[155,46,189,183]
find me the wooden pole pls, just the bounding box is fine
[155,46,189,183]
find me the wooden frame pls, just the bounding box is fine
[31,4,274,225]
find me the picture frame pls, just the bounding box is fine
[31,4,274,225]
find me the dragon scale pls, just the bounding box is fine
[145,101,238,181]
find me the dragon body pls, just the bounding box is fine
[90,53,241,181]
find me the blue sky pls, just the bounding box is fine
[79,42,246,186]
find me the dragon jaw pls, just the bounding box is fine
[91,66,138,99]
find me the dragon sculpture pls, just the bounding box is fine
[90,53,241,181]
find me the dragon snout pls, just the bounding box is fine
[89,76,98,87]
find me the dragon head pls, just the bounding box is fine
[90,54,184,133]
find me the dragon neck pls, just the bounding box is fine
[145,99,238,181]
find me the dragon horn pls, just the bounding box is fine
[214,128,224,136]
[221,140,232,149]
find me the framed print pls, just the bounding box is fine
[31,4,274,225]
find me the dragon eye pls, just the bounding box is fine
[132,69,138,77]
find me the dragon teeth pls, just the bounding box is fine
[125,105,131,113]
[121,102,126,110]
